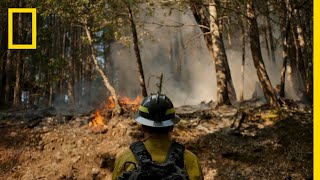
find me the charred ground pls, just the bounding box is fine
[0,103,313,180]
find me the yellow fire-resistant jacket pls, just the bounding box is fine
[112,135,204,180]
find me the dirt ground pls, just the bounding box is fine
[0,105,313,180]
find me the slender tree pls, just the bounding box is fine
[247,0,280,108]
[237,14,246,101]
[125,2,148,97]
[0,20,7,106]
[265,1,276,63]
[84,24,121,114]
[190,1,234,105]
[13,0,24,107]
[209,0,231,105]
[280,0,292,99]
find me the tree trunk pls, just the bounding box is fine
[247,0,280,108]
[68,26,75,109]
[176,13,185,80]
[78,29,83,105]
[263,28,271,62]
[13,54,23,107]
[289,22,303,91]
[266,1,276,63]
[238,16,246,101]
[226,20,232,46]
[60,26,67,105]
[13,5,23,107]
[293,9,306,73]
[84,24,121,115]
[209,0,231,106]
[0,55,6,106]
[103,34,114,83]
[67,74,75,108]
[73,26,80,105]
[293,8,312,101]
[280,52,288,99]
[48,15,54,107]
[190,1,234,106]
[49,75,53,107]
[218,14,237,103]
[5,50,13,105]
[176,27,183,79]
[127,4,148,97]
[85,50,92,106]
[0,23,7,106]
[280,0,293,99]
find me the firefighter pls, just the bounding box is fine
[112,93,204,180]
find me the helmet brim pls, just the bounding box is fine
[135,115,180,127]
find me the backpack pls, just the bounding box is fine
[117,141,190,180]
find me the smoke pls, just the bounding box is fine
[110,8,216,106]
[107,5,304,106]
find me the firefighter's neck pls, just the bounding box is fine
[143,132,171,139]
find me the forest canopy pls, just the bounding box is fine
[0,0,313,111]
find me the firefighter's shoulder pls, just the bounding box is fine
[112,148,136,180]
[184,149,204,180]
[184,148,199,161]
[115,147,136,162]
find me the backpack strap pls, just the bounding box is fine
[130,141,152,165]
[165,141,185,168]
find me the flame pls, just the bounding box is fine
[106,96,115,109]
[120,96,142,105]
[89,111,107,131]
[120,96,142,111]
[88,96,141,131]
[105,96,142,111]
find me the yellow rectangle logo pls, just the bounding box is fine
[8,8,37,49]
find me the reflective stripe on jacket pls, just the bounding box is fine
[112,135,204,180]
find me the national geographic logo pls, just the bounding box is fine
[8,8,37,49]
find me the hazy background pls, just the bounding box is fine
[105,7,302,106]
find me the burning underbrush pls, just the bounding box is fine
[89,111,108,133]
[88,96,142,133]
[103,95,142,113]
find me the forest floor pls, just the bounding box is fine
[0,102,313,180]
